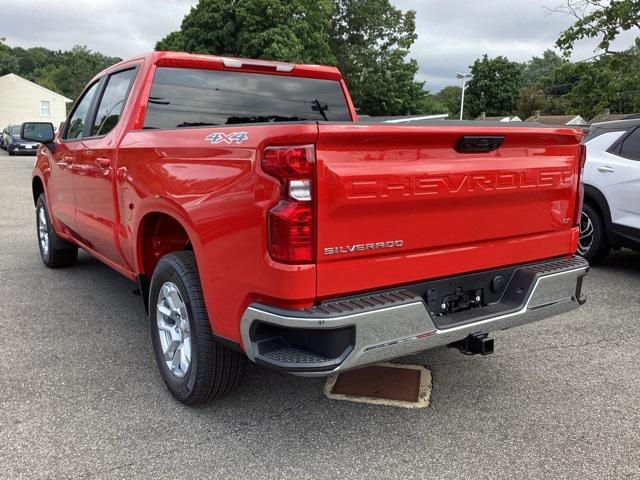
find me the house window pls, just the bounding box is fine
[40,100,51,117]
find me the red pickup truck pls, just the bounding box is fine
[25,51,589,405]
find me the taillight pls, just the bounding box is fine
[573,143,586,227]
[262,145,315,263]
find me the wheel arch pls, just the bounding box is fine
[134,205,202,313]
[32,175,45,206]
[135,210,198,278]
[583,184,612,229]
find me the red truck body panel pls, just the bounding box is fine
[117,124,320,341]
[315,123,582,296]
[32,51,584,349]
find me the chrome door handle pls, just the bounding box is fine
[597,166,615,173]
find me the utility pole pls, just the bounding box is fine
[456,72,472,120]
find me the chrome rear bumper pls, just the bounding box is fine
[240,256,588,376]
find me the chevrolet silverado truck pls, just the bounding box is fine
[24,51,589,405]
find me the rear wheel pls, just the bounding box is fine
[149,251,246,405]
[36,194,78,268]
[578,203,610,264]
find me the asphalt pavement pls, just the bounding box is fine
[1,149,639,479]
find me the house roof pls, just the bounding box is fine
[475,115,522,122]
[524,114,586,125]
[589,113,637,124]
[0,73,72,102]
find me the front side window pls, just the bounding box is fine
[64,82,99,140]
[40,100,51,117]
[91,69,136,136]
[143,67,352,130]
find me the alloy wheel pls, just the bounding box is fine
[577,210,594,256]
[37,206,49,257]
[156,282,192,378]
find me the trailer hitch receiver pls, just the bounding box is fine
[450,333,494,356]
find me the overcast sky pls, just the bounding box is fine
[2,0,638,92]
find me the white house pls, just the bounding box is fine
[0,73,72,129]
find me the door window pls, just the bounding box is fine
[64,82,100,140]
[619,128,640,161]
[91,69,136,137]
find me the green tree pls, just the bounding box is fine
[155,31,185,51]
[554,0,640,55]
[0,37,19,75]
[25,46,120,103]
[156,0,430,116]
[0,42,120,103]
[156,0,335,64]
[521,49,565,87]
[464,55,522,118]
[516,87,553,118]
[434,85,462,117]
[329,0,428,115]
[419,93,448,115]
[542,50,640,118]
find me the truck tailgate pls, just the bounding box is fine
[315,124,583,297]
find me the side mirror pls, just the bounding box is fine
[21,122,55,143]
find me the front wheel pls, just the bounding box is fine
[149,251,246,405]
[36,194,78,268]
[577,203,610,264]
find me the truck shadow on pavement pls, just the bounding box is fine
[596,248,640,277]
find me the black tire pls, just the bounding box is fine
[579,202,610,264]
[149,251,246,405]
[36,194,78,268]
[8,150,14,156]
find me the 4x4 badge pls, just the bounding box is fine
[205,132,248,144]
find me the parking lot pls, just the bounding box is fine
[1,148,639,479]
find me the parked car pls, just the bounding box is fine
[579,118,640,263]
[5,123,40,156]
[1,126,8,149]
[1,124,17,150]
[24,51,589,406]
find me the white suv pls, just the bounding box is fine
[580,118,640,263]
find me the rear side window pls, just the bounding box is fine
[64,82,100,140]
[143,67,351,129]
[91,68,136,136]
[619,128,640,160]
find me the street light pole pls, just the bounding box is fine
[456,72,472,121]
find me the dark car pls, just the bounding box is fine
[1,125,10,150]
[5,124,40,155]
